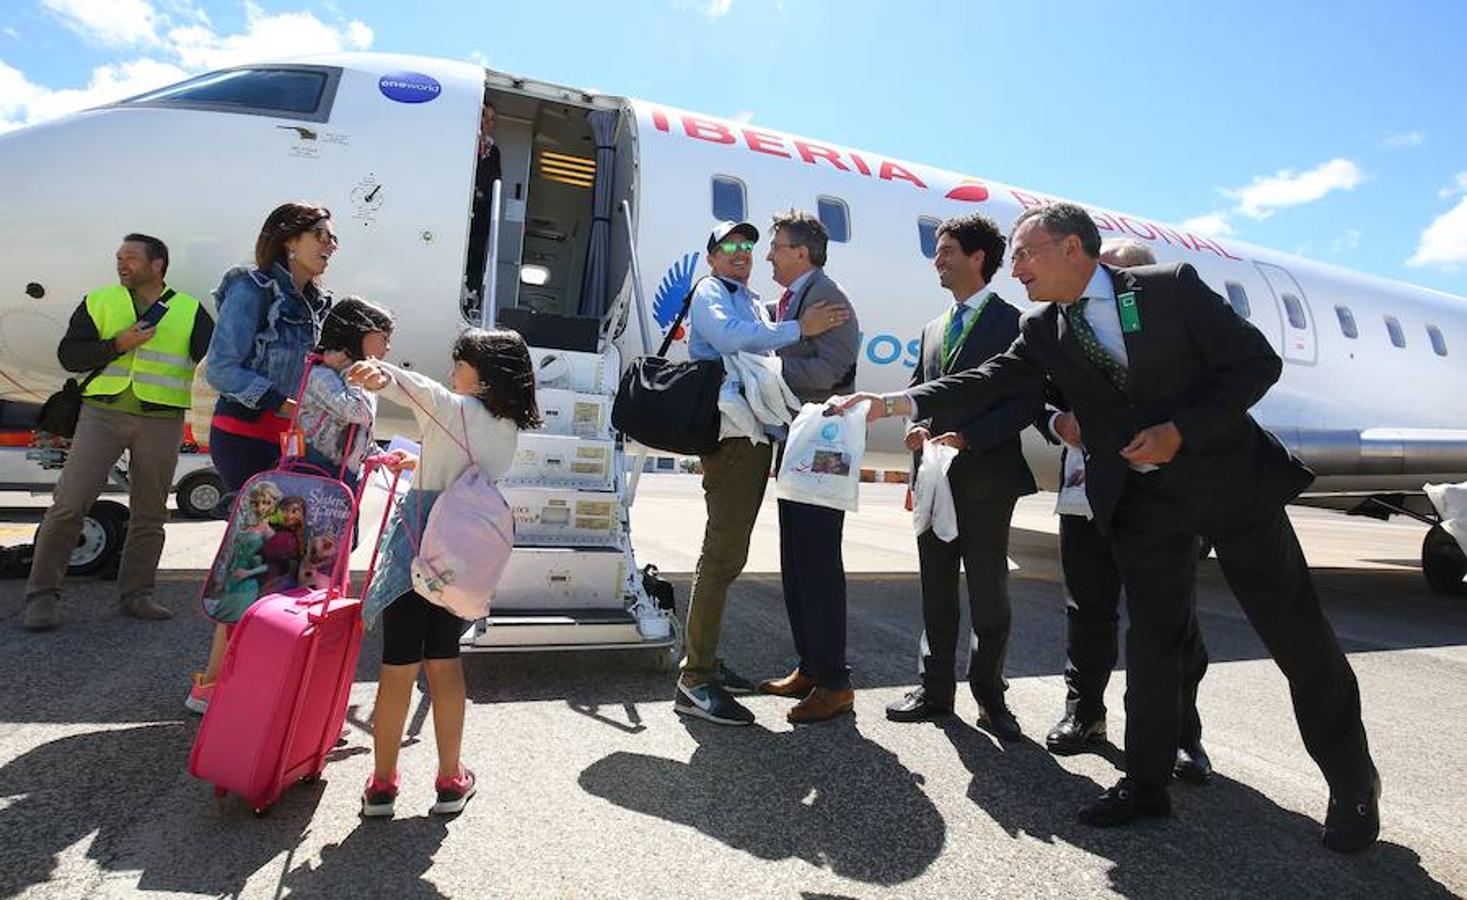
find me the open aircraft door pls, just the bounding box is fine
[1255,261,1317,366]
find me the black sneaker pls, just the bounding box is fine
[716,661,758,695]
[675,680,755,726]
[431,767,477,816]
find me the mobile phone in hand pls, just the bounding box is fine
[137,300,169,328]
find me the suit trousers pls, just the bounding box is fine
[1059,511,1208,745]
[1211,507,1376,793]
[680,438,772,687]
[916,494,1017,705]
[26,403,185,606]
[777,498,850,691]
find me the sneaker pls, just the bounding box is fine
[361,772,399,818]
[716,661,757,695]
[431,767,477,815]
[184,673,214,715]
[674,680,755,726]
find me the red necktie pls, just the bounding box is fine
[776,289,793,321]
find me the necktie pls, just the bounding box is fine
[1064,298,1128,391]
[776,289,793,321]
[945,303,969,350]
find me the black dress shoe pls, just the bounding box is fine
[1173,741,1213,784]
[1078,777,1172,827]
[1322,771,1381,853]
[1046,713,1107,756]
[885,687,953,722]
[976,702,1022,741]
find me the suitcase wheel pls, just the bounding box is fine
[252,806,269,818]
[301,772,322,784]
[213,786,227,799]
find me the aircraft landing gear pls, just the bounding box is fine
[1421,525,1467,597]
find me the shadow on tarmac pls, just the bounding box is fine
[578,715,945,887]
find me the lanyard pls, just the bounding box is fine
[941,294,989,372]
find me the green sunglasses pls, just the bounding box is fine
[717,239,756,254]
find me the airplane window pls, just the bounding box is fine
[122,68,335,120]
[1224,281,1251,318]
[816,196,850,243]
[918,217,940,259]
[711,176,746,222]
[1427,324,1448,356]
[1281,293,1307,330]
[1335,305,1358,339]
[1384,316,1406,348]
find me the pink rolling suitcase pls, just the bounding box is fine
[189,454,400,815]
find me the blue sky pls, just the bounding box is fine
[3,0,1465,295]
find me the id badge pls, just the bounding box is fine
[1117,292,1142,333]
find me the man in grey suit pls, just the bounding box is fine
[885,214,1040,737]
[756,209,862,724]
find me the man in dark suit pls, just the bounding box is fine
[465,100,504,302]
[884,214,1039,738]
[756,209,861,724]
[830,203,1379,852]
[1042,238,1212,785]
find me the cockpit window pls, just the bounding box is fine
[119,66,341,122]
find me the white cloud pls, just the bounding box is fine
[1331,228,1362,253]
[731,109,754,124]
[41,0,160,47]
[3,26,20,40]
[1180,212,1233,237]
[167,2,372,70]
[1409,195,1467,269]
[1438,172,1467,200]
[1382,130,1425,149]
[1224,158,1364,221]
[1,0,372,132]
[706,0,734,17]
[467,50,488,67]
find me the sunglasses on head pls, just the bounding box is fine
[717,239,756,254]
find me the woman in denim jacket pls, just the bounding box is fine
[186,201,338,714]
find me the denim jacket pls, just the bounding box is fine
[206,264,330,417]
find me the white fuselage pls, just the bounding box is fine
[2,52,1464,495]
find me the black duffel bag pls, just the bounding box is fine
[35,367,105,438]
[612,278,724,456]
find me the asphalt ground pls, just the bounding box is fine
[0,476,1464,899]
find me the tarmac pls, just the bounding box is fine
[0,475,1464,899]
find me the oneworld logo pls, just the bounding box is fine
[379,71,442,104]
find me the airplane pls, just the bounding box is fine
[2,51,1465,609]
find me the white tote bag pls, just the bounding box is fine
[1054,446,1093,519]
[912,439,959,541]
[775,401,869,512]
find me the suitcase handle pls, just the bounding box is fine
[305,455,401,624]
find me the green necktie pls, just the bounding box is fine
[1064,298,1128,391]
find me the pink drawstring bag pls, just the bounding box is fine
[403,404,516,620]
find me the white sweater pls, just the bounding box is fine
[377,362,520,490]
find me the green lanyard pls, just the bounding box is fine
[941,294,989,372]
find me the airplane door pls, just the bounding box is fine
[1255,261,1317,365]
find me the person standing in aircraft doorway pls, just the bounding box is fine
[673,220,851,727]
[756,209,862,724]
[464,99,503,307]
[185,202,337,715]
[883,214,1039,738]
[1039,237,1213,785]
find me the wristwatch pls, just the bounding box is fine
[883,395,899,418]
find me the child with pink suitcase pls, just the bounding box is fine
[349,328,540,817]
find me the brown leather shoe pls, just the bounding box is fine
[788,687,855,724]
[758,668,816,698]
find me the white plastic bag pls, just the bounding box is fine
[1054,447,1093,519]
[912,439,959,541]
[776,401,869,512]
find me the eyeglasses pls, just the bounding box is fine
[1010,238,1063,264]
[768,241,799,252]
[717,240,756,254]
[312,223,339,246]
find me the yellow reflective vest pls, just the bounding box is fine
[82,284,201,409]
